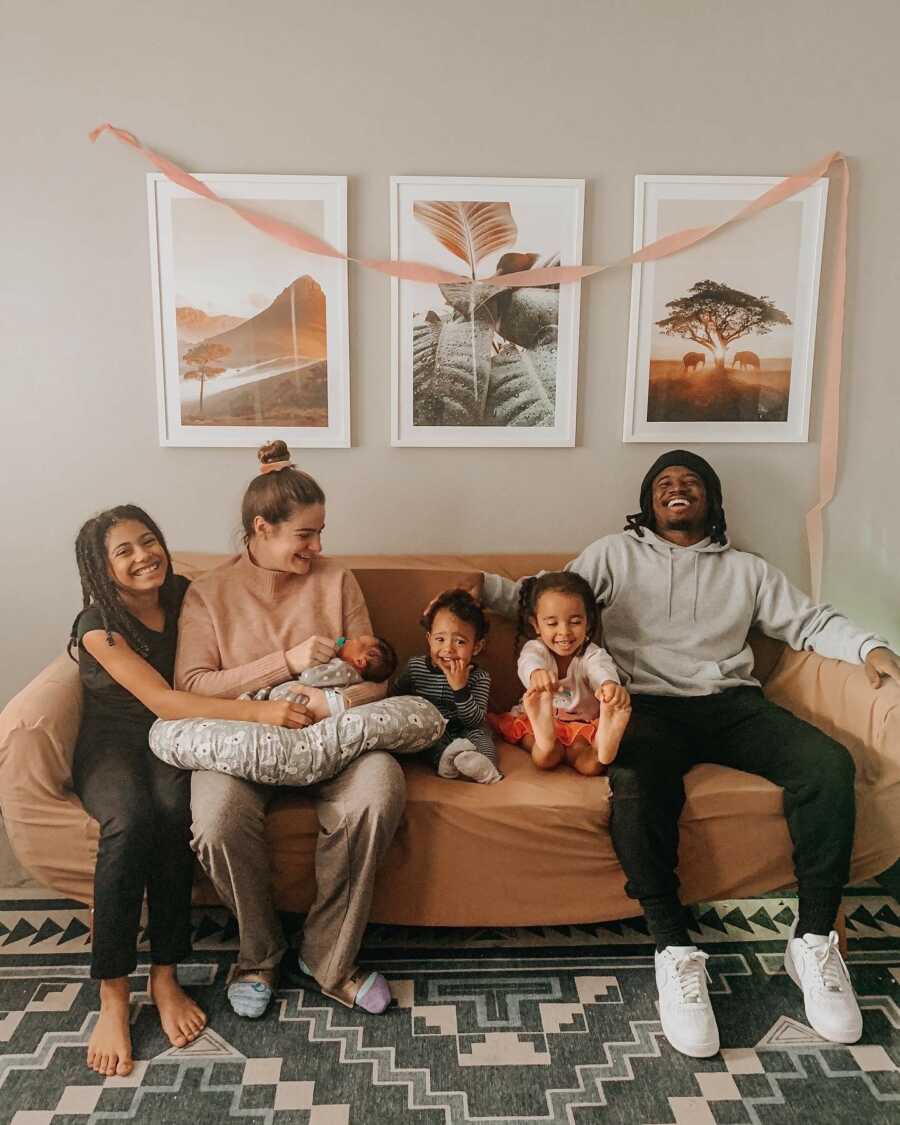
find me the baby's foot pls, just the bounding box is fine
[522,689,557,757]
[453,749,503,784]
[87,978,133,1077]
[594,702,632,765]
[149,964,207,1048]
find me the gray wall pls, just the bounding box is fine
[2,0,898,708]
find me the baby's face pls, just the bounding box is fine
[341,635,382,674]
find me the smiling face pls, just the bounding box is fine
[250,502,325,575]
[651,465,709,538]
[530,590,589,659]
[427,608,483,673]
[105,519,168,595]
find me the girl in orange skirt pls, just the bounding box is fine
[489,572,631,775]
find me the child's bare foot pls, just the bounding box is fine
[87,977,133,1077]
[523,690,563,768]
[149,964,207,1048]
[594,702,631,766]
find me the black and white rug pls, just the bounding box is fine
[0,888,897,1124]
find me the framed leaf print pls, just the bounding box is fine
[390,176,585,447]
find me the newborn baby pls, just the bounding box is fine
[264,635,398,715]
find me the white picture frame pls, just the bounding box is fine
[623,174,828,443]
[390,176,585,447]
[147,173,350,448]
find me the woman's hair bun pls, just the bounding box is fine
[258,439,291,465]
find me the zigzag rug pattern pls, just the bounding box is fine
[0,890,897,1124]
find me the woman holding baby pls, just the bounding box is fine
[175,440,406,1020]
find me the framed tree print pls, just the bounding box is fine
[624,174,828,442]
[147,173,350,447]
[390,176,585,447]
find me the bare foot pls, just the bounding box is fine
[566,737,606,776]
[87,977,133,1077]
[149,964,207,1048]
[523,689,563,768]
[594,702,631,766]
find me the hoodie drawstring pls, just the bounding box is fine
[666,552,674,621]
[691,554,699,624]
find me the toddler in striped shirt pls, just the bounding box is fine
[393,590,502,784]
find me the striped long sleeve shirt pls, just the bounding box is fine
[393,655,491,733]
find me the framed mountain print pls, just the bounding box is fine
[147,173,350,447]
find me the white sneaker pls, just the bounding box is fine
[655,946,720,1058]
[784,930,862,1044]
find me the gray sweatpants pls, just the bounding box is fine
[190,751,405,990]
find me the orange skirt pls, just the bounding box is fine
[488,710,598,748]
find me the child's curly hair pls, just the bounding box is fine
[516,571,599,655]
[420,589,490,642]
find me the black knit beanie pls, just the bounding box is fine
[639,449,723,512]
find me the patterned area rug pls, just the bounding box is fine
[0,888,897,1124]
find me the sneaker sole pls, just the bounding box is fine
[659,1014,719,1058]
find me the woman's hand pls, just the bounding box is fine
[439,657,471,691]
[286,635,337,674]
[300,686,333,722]
[529,668,558,693]
[251,699,314,729]
[596,680,630,709]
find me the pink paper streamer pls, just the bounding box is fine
[89,123,848,597]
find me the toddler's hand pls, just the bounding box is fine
[529,668,558,693]
[440,657,471,691]
[596,680,630,709]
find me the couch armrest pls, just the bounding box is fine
[765,648,900,882]
[0,654,97,902]
[764,647,899,767]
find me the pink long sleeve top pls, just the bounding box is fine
[174,552,384,707]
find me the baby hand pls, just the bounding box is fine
[529,668,558,693]
[440,657,471,691]
[596,680,630,709]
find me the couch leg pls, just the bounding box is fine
[835,904,848,957]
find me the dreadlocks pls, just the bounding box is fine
[67,505,178,661]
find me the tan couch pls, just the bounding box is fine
[1,552,898,927]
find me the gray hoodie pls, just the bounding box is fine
[483,529,887,697]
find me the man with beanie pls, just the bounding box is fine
[477,450,900,1059]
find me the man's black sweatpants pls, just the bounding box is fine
[607,687,856,948]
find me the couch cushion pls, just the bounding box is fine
[247,740,802,926]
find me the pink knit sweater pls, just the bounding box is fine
[174,552,384,707]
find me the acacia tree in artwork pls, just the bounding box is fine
[656,280,791,373]
[183,342,231,414]
[412,201,561,427]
